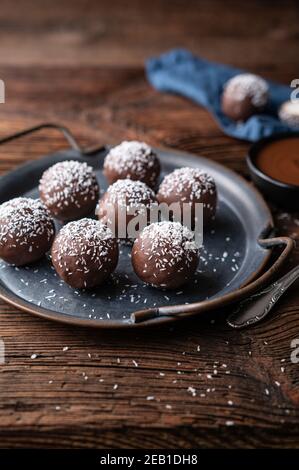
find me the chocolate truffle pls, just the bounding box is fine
[103,141,160,189]
[132,221,199,289]
[279,100,299,129]
[157,167,217,227]
[39,160,99,221]
[221,73,269,121]
[0,197,55,266]
[97,179,158,241]
[51,218,118,289]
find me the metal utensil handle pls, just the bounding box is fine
[227,263,299,329]
[131,236,294,324]
[0,122,106,156]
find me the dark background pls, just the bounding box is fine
[0,0,299,449]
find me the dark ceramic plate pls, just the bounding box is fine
[0,147,274,328]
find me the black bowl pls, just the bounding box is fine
[247,132,299,211]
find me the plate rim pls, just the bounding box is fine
[0,146,274,328]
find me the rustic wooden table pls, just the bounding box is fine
[0,0,299,448]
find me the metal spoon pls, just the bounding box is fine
[227,264,299,329]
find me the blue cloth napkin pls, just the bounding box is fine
[146,49,294,142]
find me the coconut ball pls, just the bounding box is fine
[103,141,160,189]
[279,100,299,129]
[97,179,158,241]
[0,197,55,266]
[221,73,269,121]
[157,167,217,228]
[51,218,118,289]
[132,221,199,289]
[39,160,99,221]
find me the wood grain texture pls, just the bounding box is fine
[0,0,299,449]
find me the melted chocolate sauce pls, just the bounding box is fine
[256,137,299,186]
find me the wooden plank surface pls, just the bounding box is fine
[0,0,299,448]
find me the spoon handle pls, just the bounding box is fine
[227,265,299,329]
[0,122,106,156]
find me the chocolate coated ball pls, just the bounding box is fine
[157,167,217,228]
[0,197,55,266]
[221,73,269,122]
[39,160,99,221]
[103,141,160,189]
[97,179,158,241]
[132,221,199,289]
[51,218,118,289]
[279,100,299,129]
